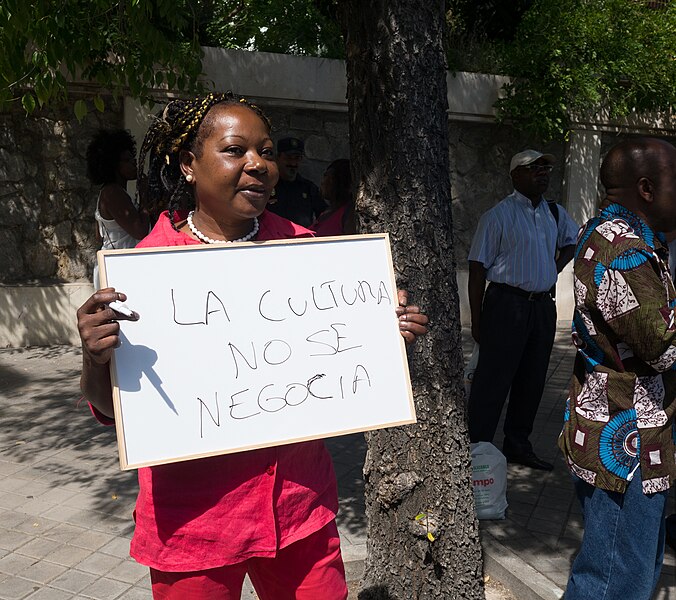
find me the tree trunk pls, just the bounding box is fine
[338,2,485,598]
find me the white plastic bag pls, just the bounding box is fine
[470,442,508,520]
[463,343,480,398]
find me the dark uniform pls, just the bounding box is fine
[268,175,325,229]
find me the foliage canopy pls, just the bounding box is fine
[199,0,343,58]
[493,0,676,139]
[2,0,674,138]
[0,0,203,116]
[0,0,343,117]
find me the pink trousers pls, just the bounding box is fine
[150,520,348,600]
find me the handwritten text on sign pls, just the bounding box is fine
[100,235,415,470]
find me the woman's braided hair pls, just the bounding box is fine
[137,92,272,229]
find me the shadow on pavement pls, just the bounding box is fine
[0,345,138,524]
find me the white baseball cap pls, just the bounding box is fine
[509,150,555,173]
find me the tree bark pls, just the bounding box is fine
[338,1,485,598]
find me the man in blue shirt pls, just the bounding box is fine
[467,149,578,470]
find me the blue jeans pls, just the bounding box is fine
[565,472,668,600]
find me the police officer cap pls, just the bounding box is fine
[277,137,304,155]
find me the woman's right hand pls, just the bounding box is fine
[77,288,131,365]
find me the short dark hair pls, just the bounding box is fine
[600,137,675,191]
[86,129,136,185]
[324,159,352,208]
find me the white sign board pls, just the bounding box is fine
[99,234,415,470]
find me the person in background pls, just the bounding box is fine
[77,93,428,600]
[560,137,676,599]
[311,159,355,236]
[267,136,325,228]
[86,129,150,288]
[667,230,676,281]
[467,149,578,471]
[665,227,676,555]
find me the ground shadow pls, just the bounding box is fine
[468,327,676,598]
[326,432,367,537]
[0,345,139,520]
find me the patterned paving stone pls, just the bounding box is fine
[0,328,673,600]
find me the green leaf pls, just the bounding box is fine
[34,79,49,107]
[93,95,104,112]
[492,0,676,140]
[74,99,87,121]
[21,92,36,113]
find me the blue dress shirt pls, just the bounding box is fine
[468,190,579,292]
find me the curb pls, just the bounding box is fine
[481,530,565,600]
[339,539,565,600]
[344,557,365,598]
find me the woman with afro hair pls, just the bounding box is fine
[86,128,151,287]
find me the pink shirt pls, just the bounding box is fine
[93,211,338,571]
[310,205,347,237]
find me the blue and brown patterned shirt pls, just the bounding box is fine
[559,203,676,494]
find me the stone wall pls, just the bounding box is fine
[265,105,570,268]
[264,105,350,189]
[0,98,123,283]
[449,122,567,264]
[0,99,571,284]
[1,47,670,346]
[0,101,348,285]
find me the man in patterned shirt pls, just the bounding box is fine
[560,137,676,599]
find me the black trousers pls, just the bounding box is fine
[467,283,556,453]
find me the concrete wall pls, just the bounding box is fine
[1,48,673,346]
[0,283,93,346]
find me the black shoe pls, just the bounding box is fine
[504,450,553,471]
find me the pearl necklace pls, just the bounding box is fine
[187,211,259,244]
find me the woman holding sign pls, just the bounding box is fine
[77,93,428,600]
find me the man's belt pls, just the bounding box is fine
[490,282,552,301]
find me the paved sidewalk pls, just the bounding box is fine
[469,326,675,600]
[0,326,673,599]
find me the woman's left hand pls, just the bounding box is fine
[396,289,429,345]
